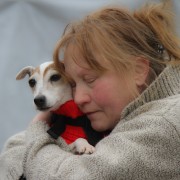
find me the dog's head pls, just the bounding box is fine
[16,61,72,111]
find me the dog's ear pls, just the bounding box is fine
[16,66,35,80]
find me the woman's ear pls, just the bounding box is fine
[134,57,150,87]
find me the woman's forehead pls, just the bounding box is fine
[63,42,115,73]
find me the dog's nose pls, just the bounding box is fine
[34,95,46,108]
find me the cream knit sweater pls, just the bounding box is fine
[0,65,180,180]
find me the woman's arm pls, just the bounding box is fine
[0,131,26,180]
[0,112,53,180]
[23,113,180,180]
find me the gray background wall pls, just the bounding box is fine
[0,0,179,150]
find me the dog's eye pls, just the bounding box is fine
[50,74,61,82]
[28,79,36,88]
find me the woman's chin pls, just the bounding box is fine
[91,122,107,132]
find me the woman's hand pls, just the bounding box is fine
[32,111,52,124]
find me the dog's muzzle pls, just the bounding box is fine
[34,95,47,109]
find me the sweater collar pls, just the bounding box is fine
[121,65,180,119]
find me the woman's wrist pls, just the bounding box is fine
[26,119,50,144]
[32,111,52,124]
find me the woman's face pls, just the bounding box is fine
[64,44,135,132]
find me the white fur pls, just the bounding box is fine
[16,61,95,154]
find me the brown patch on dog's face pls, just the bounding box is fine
[43,63,61,79]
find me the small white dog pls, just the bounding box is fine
[16,61,103,154]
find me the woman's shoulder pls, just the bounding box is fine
[130,93,180,119]
[144,93,180,122]
[114,94,180,141]
[160,94,180,135]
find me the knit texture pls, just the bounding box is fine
[0,65,180,180]
[0,132,26,180]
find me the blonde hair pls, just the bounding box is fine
[54,1,180,82]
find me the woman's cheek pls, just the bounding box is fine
[92,82,112,106]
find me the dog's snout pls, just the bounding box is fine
[34,95,46,108]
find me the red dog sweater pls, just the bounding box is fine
[47,100,87,144]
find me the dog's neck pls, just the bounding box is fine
[51,100,84,119]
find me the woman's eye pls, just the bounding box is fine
[84,77,96,84]
[50,74,61,82]
[28,79,36,88]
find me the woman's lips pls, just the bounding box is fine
[85,111,99,116]
[86,112,94,116]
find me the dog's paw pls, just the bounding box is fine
[69,138,95,154]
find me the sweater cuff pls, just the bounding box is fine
[26,121,50,143]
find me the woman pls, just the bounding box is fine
[1,1,180,179]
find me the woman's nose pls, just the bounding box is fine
[73,86,90,106]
